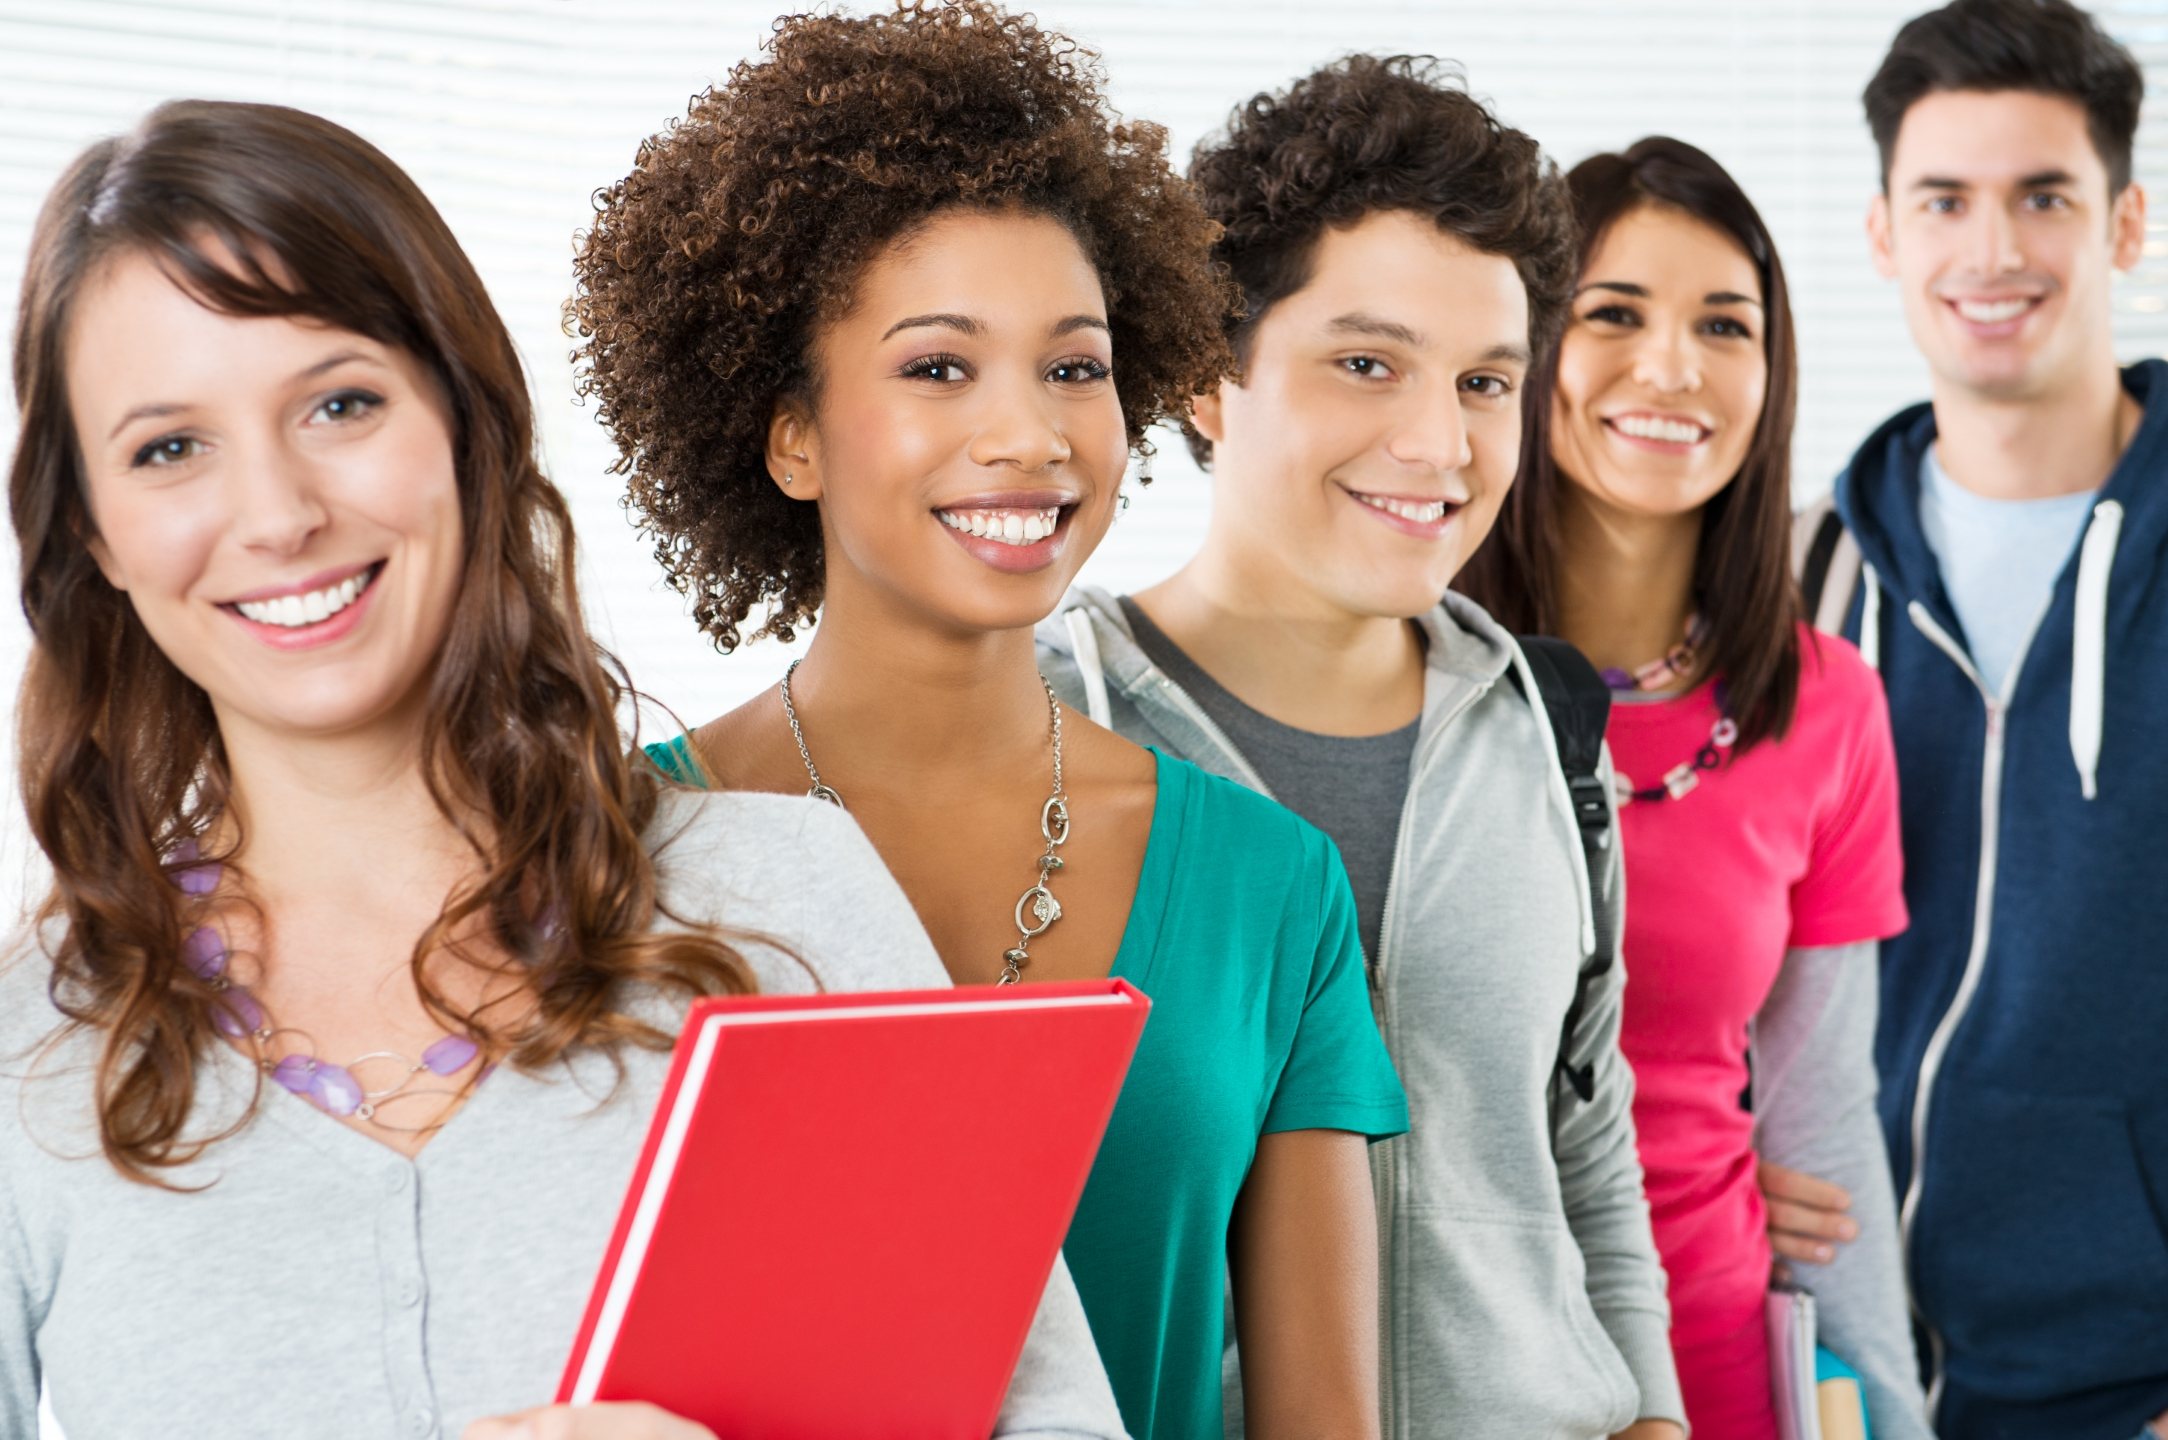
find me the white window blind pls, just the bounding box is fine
[0,0,2162,925]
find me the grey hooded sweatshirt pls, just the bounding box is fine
[1037,587,1685,1440]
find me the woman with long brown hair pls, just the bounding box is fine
[0,99,1122,1440]
[1460,137,1929,1439]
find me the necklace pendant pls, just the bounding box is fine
[1016,884,1061,937]
[999,947,1030,985]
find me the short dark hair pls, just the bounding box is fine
[1183,54,1574,467]
[1864,0,2142,192]
[1457,138,1805,755]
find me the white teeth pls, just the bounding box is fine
[937,506,1063,547]
[234,567,375,628]
[1613,414,1707,445]
[1956,297,2030,323]
[1353,493,1451,524]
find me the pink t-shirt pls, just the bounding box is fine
[1607,626,1906,1440]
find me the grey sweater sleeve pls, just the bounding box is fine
[0,1169,35,1440]
[1553,751,1688,1432]
[1752,941,1931,1440]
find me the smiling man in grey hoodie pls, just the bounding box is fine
[1038,56,1685,1440]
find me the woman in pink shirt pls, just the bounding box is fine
[1461,137,1929,1440]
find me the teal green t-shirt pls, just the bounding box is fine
[639,738,1406,1439]
[1068,749,1406,1440]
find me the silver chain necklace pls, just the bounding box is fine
[778,658,1069,985]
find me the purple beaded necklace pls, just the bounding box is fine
[171,841,483,1129]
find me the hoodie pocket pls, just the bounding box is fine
[1915,1081,2168,1399]
[1391,1204,1639,1440]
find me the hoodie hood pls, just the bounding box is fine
[1036,584,1592,957]
[1834,357,2168,798]
[1036,586,1521,732]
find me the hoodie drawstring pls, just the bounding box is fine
[1860,563,1883,671]
[1064,608,1114,729]
[2070,499,2123,801]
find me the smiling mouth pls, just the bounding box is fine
[1350,492,1458,525]
[1606,414,1711,446]
[936,505,1065,547]
[223,563,382,629]
[1949,296,2041,324]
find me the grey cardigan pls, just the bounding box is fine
[0,790,1127,1440]
[1040,588,1684,1439]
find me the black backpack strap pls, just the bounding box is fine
[1794,496,1862,637]
[1508,636,1616,1112]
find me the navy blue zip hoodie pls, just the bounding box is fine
[1833,358,2168,1440]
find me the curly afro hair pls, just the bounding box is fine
[570,0,1236,651]
[1185,55,1575,466]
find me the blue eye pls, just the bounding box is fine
[2025,192,2070,212]
[1926,195,1963,216]
[132,435,203,468]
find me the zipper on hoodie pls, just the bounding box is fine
[1367,671,1503,1440]
[1897,597,2043,1419]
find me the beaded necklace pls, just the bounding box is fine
[1612,700,1739,806]
[1598,614,1706,693]
[1601,619,1737,807]
[171,841,485,1130]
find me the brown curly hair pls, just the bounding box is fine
[11,100,756,1184]
[1185,54,1576,466]
[569,0,1235,650]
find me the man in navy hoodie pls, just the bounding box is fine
[1794,2,2168,1436]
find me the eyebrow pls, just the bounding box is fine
[879,313,1108,342]
[1912,170,2077,193]
[105,349,376,441]
[1577,280,1763,310]
[882,313,980,341]
[1328,312,1424,347]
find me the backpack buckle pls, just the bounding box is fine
[1565,772,1611,847]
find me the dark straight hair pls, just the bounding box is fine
[1863,0,2142,195]
[1458,136,1803,753]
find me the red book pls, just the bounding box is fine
[557,978,1148,1437]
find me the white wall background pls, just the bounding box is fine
[3,2,2167,1433]
[4,0,2167,729]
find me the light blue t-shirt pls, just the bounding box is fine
[1917,442,2098,698]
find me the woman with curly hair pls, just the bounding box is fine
[573,5,1408,1437]
[0,99,1123,1440]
